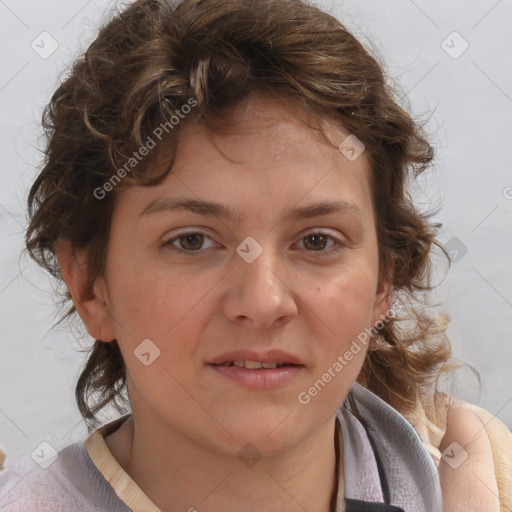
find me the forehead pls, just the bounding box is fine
[186,91,359,165]
[115,92,374,224]
[169,92,371,184]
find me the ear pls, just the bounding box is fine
[54,239,116,342]
[371,260,395,326]
[372,277,394,325]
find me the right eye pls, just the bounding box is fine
[162,231,219,254]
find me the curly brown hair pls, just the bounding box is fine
[26,0,456,431]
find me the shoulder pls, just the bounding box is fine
[0,443,129,512]
[438,398,501,511]
[0,452,77,511]
[342,382,443,510]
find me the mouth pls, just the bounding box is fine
[211,360,302,369]
[207,350,305,389]
[208,349,305,368]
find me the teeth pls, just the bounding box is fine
[244,360,263,369]
[229,360,279,369]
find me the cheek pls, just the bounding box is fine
[104,245,166,320]
[303,264,376,386]
[298,274,375,410]
[309,266,377,337]
[105,256,218,357]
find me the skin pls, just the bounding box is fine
[439,403,500,511]
[55,91,394,512]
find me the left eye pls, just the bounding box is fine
[296,232,338,251]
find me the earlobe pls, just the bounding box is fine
[54,239,116,342]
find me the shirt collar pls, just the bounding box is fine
[84,414,160,511]
[84,407,407,512]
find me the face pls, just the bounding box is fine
[94,93,391,456]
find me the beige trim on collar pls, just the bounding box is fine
[84,414,161,512]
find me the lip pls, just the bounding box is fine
[207,349,305,390]
[208,364,305,390]
[208,349,304,366]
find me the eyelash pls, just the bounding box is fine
[161,230,344,256]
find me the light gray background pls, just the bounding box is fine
[1,0,511,460]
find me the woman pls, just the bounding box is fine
[0,0,509,510]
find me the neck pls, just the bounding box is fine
[105,412,343,512]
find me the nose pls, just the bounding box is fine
[221,245,298,329]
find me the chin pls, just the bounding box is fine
[212,411,307,457]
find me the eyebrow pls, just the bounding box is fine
[140,197,364,223]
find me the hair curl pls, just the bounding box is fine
[26,0,457,431]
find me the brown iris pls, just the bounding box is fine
[178,233,204,251]
[303,233,328,251]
